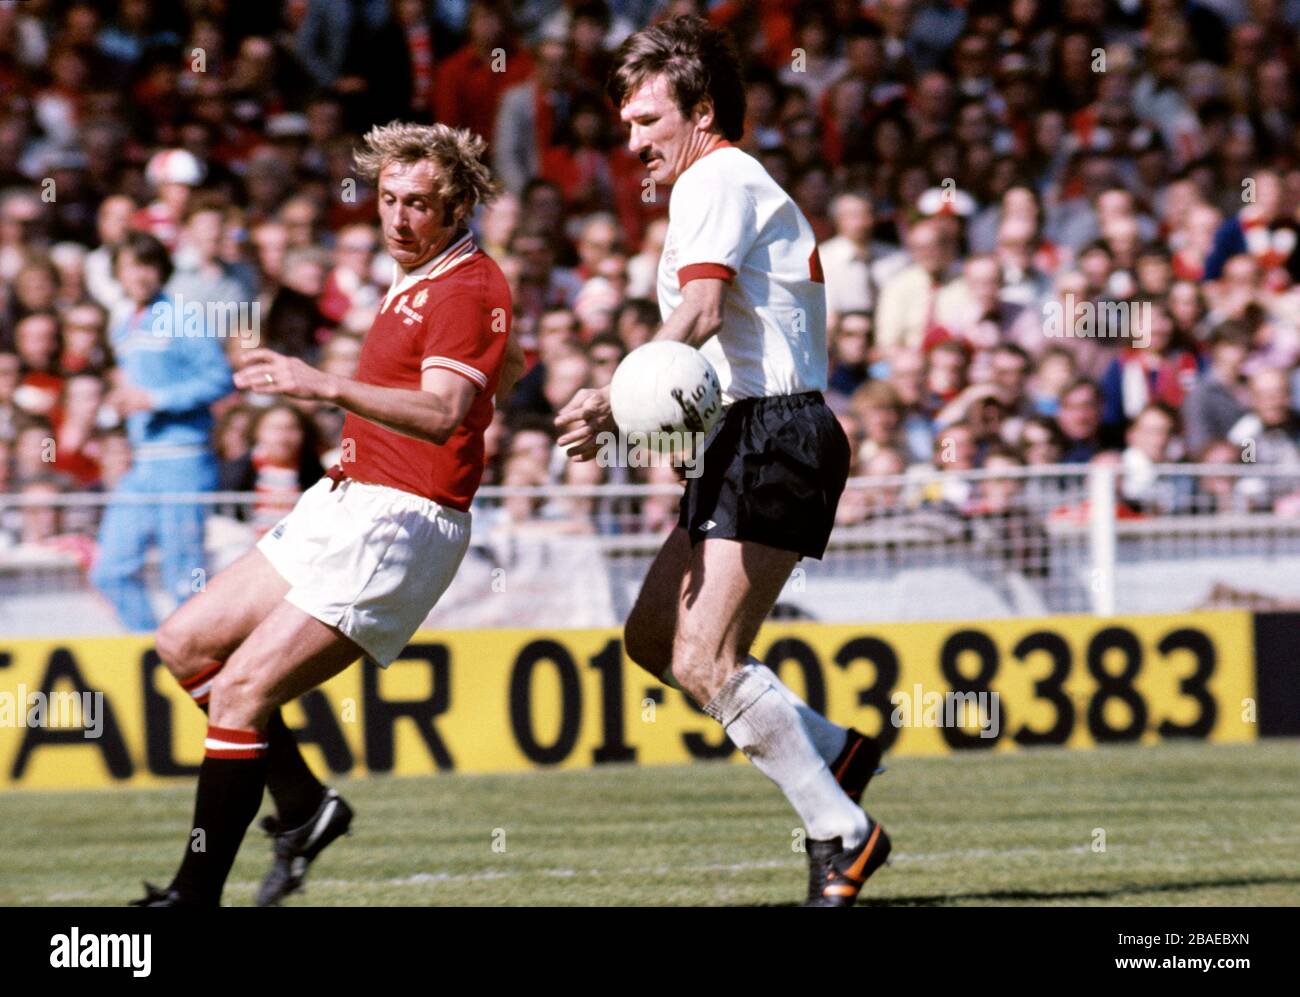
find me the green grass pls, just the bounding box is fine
[2,740,1298,906]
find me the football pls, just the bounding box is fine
[608,341,723,437]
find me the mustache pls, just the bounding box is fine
[639,150,658,165]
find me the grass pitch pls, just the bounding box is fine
[2,740,1297,906]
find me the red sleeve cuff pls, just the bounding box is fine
[678,263,736,288]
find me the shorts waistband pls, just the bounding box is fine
[727,391,825,413]
[324,465,472,521]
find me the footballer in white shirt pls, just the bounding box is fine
[556,15,891,907]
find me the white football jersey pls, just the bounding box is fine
[657,144,828,403]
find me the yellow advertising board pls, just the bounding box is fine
[0,611,1257,789]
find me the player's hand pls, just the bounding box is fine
[234,348,335,401]
[555,385,614,461]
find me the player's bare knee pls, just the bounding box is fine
[667,638,723,704]
[207,662,271,730]
[154,615,208,681]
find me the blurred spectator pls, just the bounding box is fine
[59,301,111,376]
[318,224,379,326]
[874,217,960,351]
[509,224,582,343]
[541,95,646,240]
[252,221,330,358]
[1182,322,1251,455]
[434,0,535,146]
[214,404,255,466]
[133,149,206,251]
[218,403,324,535]
[52,374,108,487]
[920,419,978,508]
[494,36,575,197]
[880,346,933,464]
[1121,403,1189,511]
[613,297,658,352]
[12,311,63,416]
[850,380,906,467]
[13,415,55,481]
[167,193,257,310]
[1018,415,1067,467]
[1228,366,1300,466]
[1028,345,1079,417]
[923,338,971,413]
[585,333,625,389]
[90,231,233,631]
[819,191,905,318]
[827,311,871,397]
[837,445,905,526]
[1204,170,1300,284]
[1195,438,1252,514]
[508,306,582,416]
[933,254,1023,353]
[1057,377,1107,463]
[1099,300,1202,432]
[83,194,137,317]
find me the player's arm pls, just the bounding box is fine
[652,276,726,348]
[556,277,726,459]
[233,347,475,445]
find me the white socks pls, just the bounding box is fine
[705,663,866,847]
[662,658,851,765]
[747,659,849,765]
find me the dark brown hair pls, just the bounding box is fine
[607,15,746,142]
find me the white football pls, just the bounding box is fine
[609,341,723,437]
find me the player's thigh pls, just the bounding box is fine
[670,536,798,702]
[209,599,364,730]
[155,546,290,679]
[624,526,693,674]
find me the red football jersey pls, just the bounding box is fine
[340,234,510,510]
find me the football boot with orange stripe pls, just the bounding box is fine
[802,818,892,907]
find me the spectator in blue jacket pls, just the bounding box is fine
[91,232,234,631]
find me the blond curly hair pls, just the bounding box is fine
[354,121,499,222]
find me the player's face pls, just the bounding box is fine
[377,160,459,272]
[620,74,714,185]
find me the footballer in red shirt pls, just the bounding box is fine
[133,122,524,907]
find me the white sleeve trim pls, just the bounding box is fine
[421,355,488,389]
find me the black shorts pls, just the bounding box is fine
[678,391,850,559]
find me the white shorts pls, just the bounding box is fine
[256,475,471,666]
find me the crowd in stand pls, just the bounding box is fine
[4,0,1300,613]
